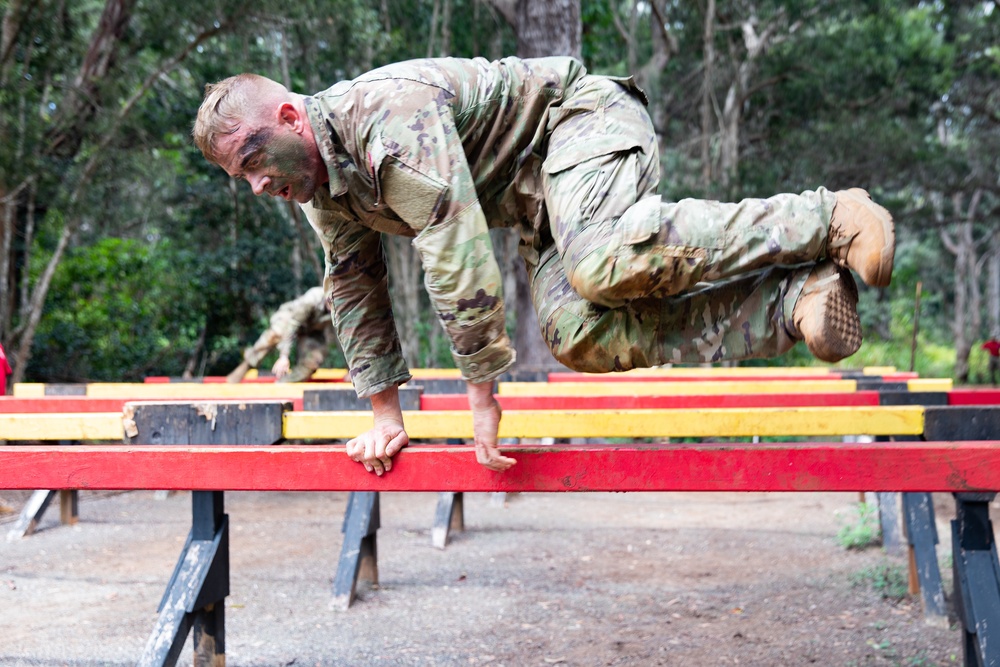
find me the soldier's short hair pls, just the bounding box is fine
[193,74,288,164]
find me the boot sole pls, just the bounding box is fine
[840,189,895,288]
[809,267,862,363]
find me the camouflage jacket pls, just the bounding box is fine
[269,287,331,359]
[299,56,589,397]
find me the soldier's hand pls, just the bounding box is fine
[345,419,409,476]
[272,356,291,379]
[467,383,515,472]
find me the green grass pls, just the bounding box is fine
[850,560,910,601]
[836,501,882,550]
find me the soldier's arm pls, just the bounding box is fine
[374,99,515,470]
[300,204,411,397]
[300,202,412,474]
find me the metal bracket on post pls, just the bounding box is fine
[126,400,287,667]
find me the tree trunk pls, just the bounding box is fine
[988,228,1000,338]
[486,0,581,375]
[700,0,716,188]
[513,0,580,58]
[46,0,137,158]
[939,189,984,384]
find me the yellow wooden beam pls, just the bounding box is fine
[908,378,953,392]
[863,366,899,375]
[0,413,124,440]
[1,405,926,441]
[11,383,46,398]
[497,380,859,396]
[309,369,348,380]
[283,406,925,439]
[606,367,836,377]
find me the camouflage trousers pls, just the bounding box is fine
[243,329,328,383]
[531,75,837,371]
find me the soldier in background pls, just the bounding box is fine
[194,56,895,473]
[227,286,336,383]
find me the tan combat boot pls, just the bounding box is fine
[792,261,862,363]
[828,188,895,288]
[226,360,251,384]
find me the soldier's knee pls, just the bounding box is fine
[564,253,621,308]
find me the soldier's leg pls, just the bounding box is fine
[280,335,326,383]
[543,77,889,309]
[529,245,810,371]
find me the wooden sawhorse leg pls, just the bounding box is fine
[952,492,1000,667]
[333,491,380,610]
[139,491,229,667]
[6,489,78,540]
[431,438,469,550]
[432,492,464,549]
[901,492,947,626]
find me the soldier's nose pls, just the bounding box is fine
[250,175,270,196]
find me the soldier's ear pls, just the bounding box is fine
[277,102,305,132]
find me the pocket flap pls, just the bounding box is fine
[542,136,643,176]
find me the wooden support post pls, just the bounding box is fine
[431,438,467,550]
[59,489,78,526]
[432,492,464,549]
[879,391,952,622]
[303,391,409,610]
[952,493,1000,667]
[6,489,56,539]
[333,491,380,610]
[901,492,947,626]
[139,491,228,667]
[127,400,285,666]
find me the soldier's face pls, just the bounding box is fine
[218,120,325,204]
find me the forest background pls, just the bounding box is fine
[1,0,998,387]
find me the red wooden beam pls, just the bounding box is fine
[2,442,1000,493]
[949,389,1000,406]
[546,372,839,382]
[546,372,919,382]
[420,392,883,411]
[0,397,305,412]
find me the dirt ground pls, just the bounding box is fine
[0,488,972,667]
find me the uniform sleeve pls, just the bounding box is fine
[300,202,411,397]
[374,99,515,384]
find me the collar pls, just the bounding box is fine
[304,95,349,201]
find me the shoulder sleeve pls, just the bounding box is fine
[373,96,515,383]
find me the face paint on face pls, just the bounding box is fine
[234,127,322,204]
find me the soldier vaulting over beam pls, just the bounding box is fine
[192,56,895,475]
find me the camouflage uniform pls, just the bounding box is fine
[299,57,836,397]
[243,286,335,383]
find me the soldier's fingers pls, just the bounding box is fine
[364,437,384,476]
[385,431,408,459]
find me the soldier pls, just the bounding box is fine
[194,56,894,474]
[227,286,336,383]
